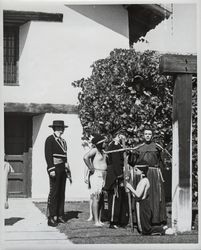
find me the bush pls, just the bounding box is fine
[72,48,197,203]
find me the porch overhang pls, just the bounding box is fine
[125,4,171,45]
[3,10,63,26]
[4,103,78,115]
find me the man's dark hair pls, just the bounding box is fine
[96,142,104,153]
[143,126,154,134]
[136,166,149,177]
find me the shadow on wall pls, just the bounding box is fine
[19,21,31,58]
[32,113,45,146]
[66,5,129,38]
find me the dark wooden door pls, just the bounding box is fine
[4,114,32,197]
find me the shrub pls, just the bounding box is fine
[72,48,197,203]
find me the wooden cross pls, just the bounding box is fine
[159,54,197,232]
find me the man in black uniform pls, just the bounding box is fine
[45,120,72,227]
[104,129,129,229]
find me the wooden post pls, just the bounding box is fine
[159,54,196,232]
[0,4,5,245]
[122,138,134,232]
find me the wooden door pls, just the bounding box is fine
[4,114,32,197]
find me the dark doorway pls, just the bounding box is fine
[4,113,32,197]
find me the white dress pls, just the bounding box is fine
[3,161,14,208]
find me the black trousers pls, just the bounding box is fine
[107,186,129,226]
[47,164,66,218]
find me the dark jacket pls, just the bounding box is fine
[45,134,67,175]
[128,142,164,169]
[104,141,124,191]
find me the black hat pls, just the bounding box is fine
[49,120,68,128]
[91,134,106,145]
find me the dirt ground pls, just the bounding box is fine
[34,201,198,245]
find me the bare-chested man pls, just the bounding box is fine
[83,134,107,227]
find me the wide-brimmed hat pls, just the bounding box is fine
[49,120,68,128]
[91,134,106,145]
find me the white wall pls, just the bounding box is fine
[32,113,91,200]
[2,2,129,200]
[3,3,129,105]
[3,1,197,200]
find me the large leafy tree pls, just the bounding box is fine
[72,49,173,145]
[72,48,197,203]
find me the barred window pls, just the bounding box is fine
[4,26,19,86]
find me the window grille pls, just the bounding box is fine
[4,26,19,85]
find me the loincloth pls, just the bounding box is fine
[90,169,107,198]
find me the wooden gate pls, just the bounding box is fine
[4,114,32,198]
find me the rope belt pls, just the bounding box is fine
[149,167,165,182]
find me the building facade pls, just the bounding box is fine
[3,2,171,200]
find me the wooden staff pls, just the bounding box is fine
[104,146,139,154]
[104,146,172,158]
[122,137,134,232]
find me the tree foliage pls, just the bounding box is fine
[72,48,197,203]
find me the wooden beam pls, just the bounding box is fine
[171,74,192,232]
[160,54,196,233]
[0,5,5,245]
[178,75,192,187]
[4,10,63,26]
[146,4,172,18]
[159,54,197,75]
[4,102,78,114]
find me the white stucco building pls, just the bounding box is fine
[2,1,196,201]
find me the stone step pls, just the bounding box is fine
[4,199,73,247]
